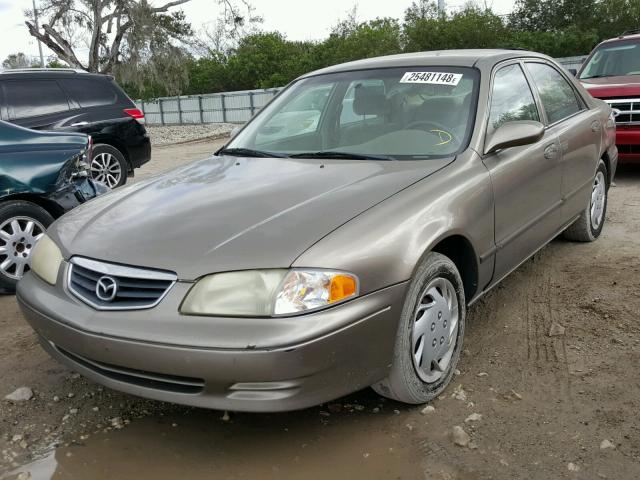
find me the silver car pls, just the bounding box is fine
[17,50,617,412]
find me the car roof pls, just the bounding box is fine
[0,69,112,80]
[299,49,552,78]
[599,31,640,45]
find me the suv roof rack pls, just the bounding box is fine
[0,68,87,74]
[620,28,640,37]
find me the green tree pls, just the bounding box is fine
[403,6,509,52]
[316,17,402,67]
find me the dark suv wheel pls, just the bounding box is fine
[90,144,128,188]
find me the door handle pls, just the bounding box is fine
[70,121,89,127]
[544,144,559,160]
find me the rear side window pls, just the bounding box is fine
[488,64,540,134]
[525,63,582,124]
[2,80,70,120]
[60,78,118,108]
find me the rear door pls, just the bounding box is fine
[523,61,601,220]
[1,79,71,130]
[58,76,129,124]
[482,61,564,284]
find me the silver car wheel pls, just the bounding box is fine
[411,277,459,384]
[0,216,46,280]
[91,152,122,189]
[590,171,606,231]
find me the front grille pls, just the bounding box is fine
[604,98,640,125]
[617,144,640,154]
[67,257,176,310]
[55,345,204,394]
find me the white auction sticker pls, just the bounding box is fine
[400,72,462,86]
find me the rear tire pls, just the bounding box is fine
[0,201,54,293]
[563,160,608,242]
[372,252,466,404]
[90,144,128,189]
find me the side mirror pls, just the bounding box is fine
[229,126,241,139]
[568,68,577,76]
[485,120,545,155]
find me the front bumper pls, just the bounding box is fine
[49,178,108,214]
[616,127,640,163]
[17,271,407,412]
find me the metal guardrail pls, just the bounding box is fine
[138,56,588,126]
[136,88,282,125]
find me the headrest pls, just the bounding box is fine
[353,84,389,116]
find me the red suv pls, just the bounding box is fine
[578,30,640,163]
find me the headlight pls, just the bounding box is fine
[180,269,359,317]
[30,234,63,285]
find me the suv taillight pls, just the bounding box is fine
[124,108,145,123]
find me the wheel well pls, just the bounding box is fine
[431,235,479,303]
[0,193,64,219]
[94,138,132,172]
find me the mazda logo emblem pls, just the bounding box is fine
[96,276,118,302]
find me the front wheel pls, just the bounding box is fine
[372,252,466,404]
[563,159,608,242]
[0,201,54,293]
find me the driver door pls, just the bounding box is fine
[482,62,563,285]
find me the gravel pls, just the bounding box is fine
[146,124,236,147]
[4,388,33,402]
[452,426,471,447]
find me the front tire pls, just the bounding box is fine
[563,159,608,242]
[90,144,128,189]
[372,252,466,404]
[0,201,54,293]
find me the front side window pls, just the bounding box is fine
[2,80,70,120]
[488,64,539,135]
[579,39,640,79]
[228,66,480,160]
[526,63,582,124]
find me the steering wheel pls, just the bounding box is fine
[405,120,457,146]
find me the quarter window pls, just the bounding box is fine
[488,64,539,135]
[2,80,70,119]
[525,63,582,124]
[60,78,118,108]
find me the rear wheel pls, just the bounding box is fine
[0,201,54,293]
[372,252,466,404]
[90,144,128,189]
[563,160,608,242]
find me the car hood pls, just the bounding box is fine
[49,154,452,280]
[581,75,640,98]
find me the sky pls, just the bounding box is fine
[0,0,516,66]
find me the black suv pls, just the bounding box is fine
[0,69,151,188]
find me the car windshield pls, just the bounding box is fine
[225,67,479,160]
[580,39,640,79]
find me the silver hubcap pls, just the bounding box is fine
[411,277,459,383]
[91,152,122,188]
[590,171,606,230]
[0,217,46,280]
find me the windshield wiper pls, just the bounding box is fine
[580,74,610,79]
[217,147,289,158]
[290,151,394,161]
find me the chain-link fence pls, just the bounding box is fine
[137,56,588,126]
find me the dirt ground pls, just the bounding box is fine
[1,139,639,480]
